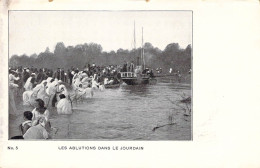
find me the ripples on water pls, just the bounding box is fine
[64,80,192,140]
[10,78,192,140]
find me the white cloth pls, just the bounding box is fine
[58,84,69,97]
[46,81,58,96]
[74,78,82,87]
[22,120,32,127]
[104,78,109,85]
[33,81,48,104]
[91,80,100,89]
[32,108,50,124]
[23,80,48,105]
[99,85,105,91]
[107,79,114,84]
[24,77,33,91]
[169,68,173,73]
[57,98,72,115]
[81,77,91,88]
[84,88,94,98]
[46,77,53,83]
[57,84,69,102]
[9,74,19,83]
[22,90,35,105]
[23,124,48,139]
[75,87,93,99]
[81,77,91,83]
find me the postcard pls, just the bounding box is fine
[1,0,260,167]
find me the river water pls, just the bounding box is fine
[9,78,192,140]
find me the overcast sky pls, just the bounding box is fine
[9,11,192,56]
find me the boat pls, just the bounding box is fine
[120,24,156,85]
[104,83,120,89]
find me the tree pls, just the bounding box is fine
[9,41,191,73]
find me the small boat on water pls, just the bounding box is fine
[120,24,157,85]
[104,83,120,89]
[120,70,151,85]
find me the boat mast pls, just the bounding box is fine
[134,21,136,51]
[134,21,139,66]
[142,27,145,69]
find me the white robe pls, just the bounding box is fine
[33,81,48,104]
[57,84,69,102]
[46,77,52,83]
[9,74,19,113]
[22,90,34,106]
[23,80,48,106]
[57,98,72,115]
[74,87,93,99]
[46,81,58,96]
[24,77,33,91]
[104,78,109,85]
[91,80,99,89]
[58,85,69,97]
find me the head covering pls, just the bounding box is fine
[52,80,58,86]
[41,80,47,85]
[46,77,53,83]
[59,84,65,90]
[81,73,87,78]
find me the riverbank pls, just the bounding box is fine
[155,74,191,84]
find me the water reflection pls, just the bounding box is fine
[121,84,151,97]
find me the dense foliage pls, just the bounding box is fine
[10,42,191,73]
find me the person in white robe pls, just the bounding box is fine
[9,70,20,114]
[31,99,51,133]
[91,74,100,90]
[23,117,49,139]
[24,77,32,91]
[57,94,72,115]
[46,77,53,83]
[33,80,48,104]
[46,80,59,107]
[58,84,69,97]
[56,84,69,102]
[81,77,92,88]
[74,84,93,99]
[104,78,109,85]
[74,76,82,89]
[22,90,35,106]
[24,74,36,91]
[83,87,94,98]
[169,68,173,74]
[23,80,48,106]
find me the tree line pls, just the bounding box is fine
[9,42,191,73]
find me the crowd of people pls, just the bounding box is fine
[9,62,184,139]
[9,63,124,139]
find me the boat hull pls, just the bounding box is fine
[121,77,149,85]
[120,72,152,85]
[104,83,120,88]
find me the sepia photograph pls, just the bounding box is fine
[2,0,260,167]
[8,10,192,140]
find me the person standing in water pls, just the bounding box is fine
[31,99,51,133]
[9,69,20,114]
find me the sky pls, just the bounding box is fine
[9,11,192,56]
